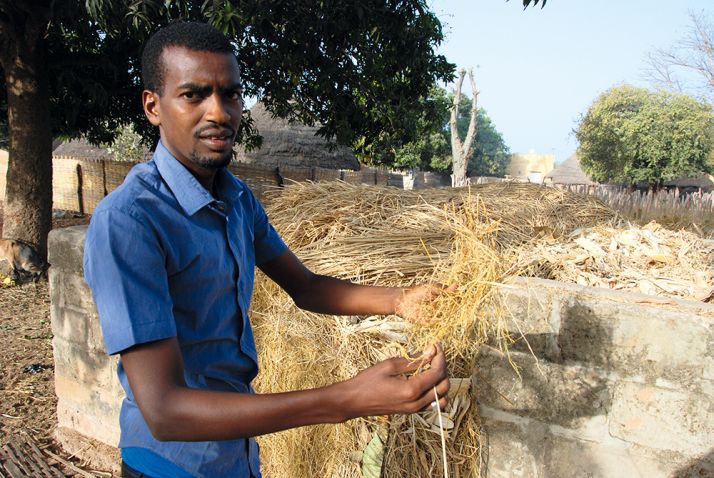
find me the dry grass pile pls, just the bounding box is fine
[251,181,616,478]
[512,221,714,302]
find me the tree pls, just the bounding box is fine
[449,68,478,187]
[645,11,714,103]
[575,85,714,187]
[467,109,511,177]
[0,1,454,256]
[353,85,451,169]
[360,87,510,176]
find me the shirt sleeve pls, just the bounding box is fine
[248,190,287,265]
[83,208,176,355]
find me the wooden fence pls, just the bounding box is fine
[1,153,710,224]
[0,155,452,214]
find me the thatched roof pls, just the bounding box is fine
[53,140,114,161]
[52,139,153,162]
[664,174,714,190]
[233,103,359,170]
[544,153,597,185]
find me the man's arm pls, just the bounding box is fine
[121,337,449,441]
[258,249,445,319]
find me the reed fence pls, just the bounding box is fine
[554,183,714,232]
[1,153,710,226]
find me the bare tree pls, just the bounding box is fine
[645,11,714,102]
[450,68,479,187]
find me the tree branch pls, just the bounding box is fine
[450,68,465,156]
[461,68,479,158]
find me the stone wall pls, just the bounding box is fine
[48,226,714,476]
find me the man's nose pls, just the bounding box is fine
[205,93,232,124]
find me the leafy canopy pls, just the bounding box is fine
[445,94,510,177]
[576,84,714,186]
[363,87,510,176]
[0,1,454,153]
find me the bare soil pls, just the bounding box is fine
[0,201,98,476]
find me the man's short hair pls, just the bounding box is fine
[141,21,235,94]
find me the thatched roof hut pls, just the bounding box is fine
[544,153,597,185]
[233,102,359,170]
[664,174,714,191]
[53,140,114,161]
[53,139,153,162]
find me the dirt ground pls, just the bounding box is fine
[0,202,99,476]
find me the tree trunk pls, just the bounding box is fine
[1,16,52,259]
[450,68,478,188]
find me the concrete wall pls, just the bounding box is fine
[479,279,714,477]
[48,226,123,449]
[48,227,714,476]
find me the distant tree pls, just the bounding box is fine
[576,85,714,187]
[353,85,451,169]
[645,11,714,103]
[0,0,453,256]
[449,68,478,187]
[468,110,510,176]
[368,87,508,176]
[104,125,149,163]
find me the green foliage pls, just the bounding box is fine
[443,94,510,176]
[360,87,510,175]
[104,124,148,162]
[80,0,453,151]
[356,86,451,169]
[468,110,511,176]
[0,1,453,153]
[576,85,714,186]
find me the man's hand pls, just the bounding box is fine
[395,284,457,324]
[336,344,450,419]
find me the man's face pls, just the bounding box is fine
[144,46,243,174]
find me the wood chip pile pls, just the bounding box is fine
[250,181,711,478]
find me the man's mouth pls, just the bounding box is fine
[197,129,235,149]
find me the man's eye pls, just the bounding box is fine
[182,91,197,100]
[228,91,242,101]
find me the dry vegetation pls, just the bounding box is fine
[1,181,712,477]
[252,181,713,478]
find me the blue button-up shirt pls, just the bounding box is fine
[84,142,287,477]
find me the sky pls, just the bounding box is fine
[429,0,714,163]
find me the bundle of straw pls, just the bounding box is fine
[251,181,616,477]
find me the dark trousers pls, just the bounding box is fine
[122,461,154,478]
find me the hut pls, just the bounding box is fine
[664,174,714,193]
[53,140,114,161]
[233,102,359,170]
[543,153,597,187]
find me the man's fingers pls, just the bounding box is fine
[417,377,451,412]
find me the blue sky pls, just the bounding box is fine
[430,0,713,163]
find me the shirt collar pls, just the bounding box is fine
[153,141,236,216]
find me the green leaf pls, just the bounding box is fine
[361,431,385,478]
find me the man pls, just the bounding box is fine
[84,22,449,478]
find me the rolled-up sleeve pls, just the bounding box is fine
[84,208,176,355]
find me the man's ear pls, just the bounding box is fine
[143,90,161,126]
